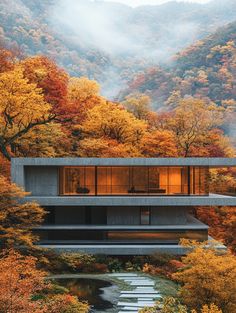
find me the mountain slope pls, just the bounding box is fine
[121,21,236,109]
[0,0,236,97]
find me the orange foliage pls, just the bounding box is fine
[21,56,69,113]
[0,47,14,72]
[196,207,236,253]
[140,130,178,157]
[0,249,48,313]
[0,249,89,313]
[0,175,46,248]
[173,242,236,313]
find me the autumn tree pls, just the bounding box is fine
[166,98,224,157]
[21,56,68,112]
[14,123,69,158]
[140,130,178,157]
[67,76,102,122]
[123,93,151,120]
[78,138,141,157]
[0,66,55,160]
[173,241,236,313]
[196,207,236,254]
[165,90,182,109]
[0,47,15,73]
[0,249,48,313]
[0,249,89,313]
[82,101,147,145]
[0,175,46,248]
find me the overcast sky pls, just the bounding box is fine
[103,0,211,7]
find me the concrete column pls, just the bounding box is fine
[11,163,25,189]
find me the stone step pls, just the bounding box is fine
[134,289,156,291]
[118,311,139,313]
[118,302,155,307]
[109,273,138,277]
[123,307,142,310]
[123,277,149,280]
[130,282,155,286]
[121,291,159,294]
[131,286,156,288]
[120,294,161,299]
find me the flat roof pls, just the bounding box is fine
[11,157,236,167]
[23,194,236,206]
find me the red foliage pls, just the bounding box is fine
[22,56,69,114]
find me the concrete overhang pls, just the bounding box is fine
[24,194,236,206]
[36,242,226,255]
[11,157,236,167]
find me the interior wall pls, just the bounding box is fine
[107,207,140,225]
[55,206,86,224]
[151,207,188,225]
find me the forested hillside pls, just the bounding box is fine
[0,0,236,96]
[122,22,236,107]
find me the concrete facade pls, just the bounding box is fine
[11,158,236,255]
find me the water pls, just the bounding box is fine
[57,278,114,312]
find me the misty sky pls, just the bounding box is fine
[103,0,211,7]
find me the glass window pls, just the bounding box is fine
[111,167,130,195]
[169,167,182,194]
[59,166,209,196]
[60,167,95,195]
[97,167,112,195]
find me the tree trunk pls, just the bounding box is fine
[0,143,11,160]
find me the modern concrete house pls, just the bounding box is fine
[11,158,236,255]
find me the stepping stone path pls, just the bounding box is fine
[109,273,162,313]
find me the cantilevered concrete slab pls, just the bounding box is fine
[11,157,236,167]
[24,194,236,206]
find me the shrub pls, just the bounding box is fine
[107,257,123,272]
[60,253,96,272]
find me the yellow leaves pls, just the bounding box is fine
[123,93,151,120]
[83,101,147,144]
[173,242,236,313]
[198,304,222,313]
[167,98,224,156]
[0,66,51,136]
[139,297,188,313]
[67,76,103,123]
[0,175,28,199]
[15,123,68,157]
[0,175,47,248]
[68,76,100,103]
[140,130,178,157]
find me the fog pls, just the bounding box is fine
[52,0,200,59]
[103,0,211,7]
[49,0,234,97]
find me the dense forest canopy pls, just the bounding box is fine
[0,0,236,97]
